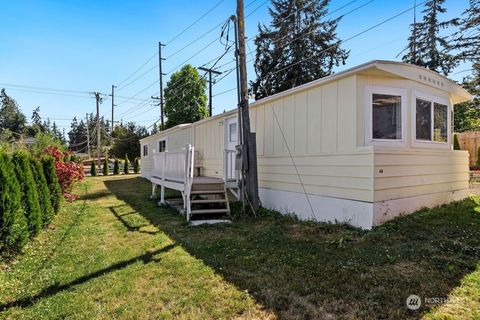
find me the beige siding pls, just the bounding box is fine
[374,148,470,201]
[194,117,225,178]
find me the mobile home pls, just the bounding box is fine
[140,60,472,229]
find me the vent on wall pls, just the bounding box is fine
[418,74,444,88]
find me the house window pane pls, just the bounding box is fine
[416,99,431,140]
[158,140,166,152]
[434,103,448,142]
[143,145,148,157]
[229,123,237,142]
[372,94,402,139]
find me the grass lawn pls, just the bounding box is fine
[1,175,480,319]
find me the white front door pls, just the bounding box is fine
[224,116,238,180]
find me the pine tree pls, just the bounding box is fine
[0,89,27,134]
[12,151,42,236]
[251,0,349,99]
[452,0,479,62]
[103,158,109,176]
[402,0,457,75]
[91,161,97,177]
[113,159,120,175]
[123,154,129,175]
[30,158,54,226]
[0,151,29,252]
[133,158,140,174]
[42,156,62,213]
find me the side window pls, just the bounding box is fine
[158,140,166,152]
[142,145,148,157]
[372,93,402,140]
[415,97,449,143]
[229,123,237,142]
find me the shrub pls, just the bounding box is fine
[0,152,29,252]
[453,134,461,150]
[44,147,84,200]
[42,156,62,213]
[103,158,109,176]
[30,158,54,226]
[12,151,42,236]
[91,161,97,177]
[113,159,120,175]
[123,154,129,175]
[133,158,140,174]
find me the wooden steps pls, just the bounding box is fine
[186,176,231,223]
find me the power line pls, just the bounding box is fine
[116,51,158,88]
[165,0,227,45]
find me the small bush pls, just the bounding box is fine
[133,158,140,174]
[103,158,109,176]
[91,161,97,177]
[113,159,120,175]
[453,134,461,150]
[30,158,54,226]
[123,154,129,175]
[12,151,42,236]
[0,152,29,252]
[42,156,62,213]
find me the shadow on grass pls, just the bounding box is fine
[0,244,175,311]
[104,177,480,319]
[109,206,159,235]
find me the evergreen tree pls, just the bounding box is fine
[30,158,54,226]
[42,156,62,213]
[452,0,479,62]
[151,123,159,135]
[454,62,480,132]
[12,151,42,236]
[91,161,97,177]
[402,0,457,75]
[164,64,208,128]
[123,154,129,175]
[133,157,140,174]
[0,89,27,134]
[103,158,109,176]
[109,122,148,160]
[113,158,120,175]
[251,0,349,99]
[0,151,29,252]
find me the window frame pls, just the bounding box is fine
[142,144,148,157]
[158,139,167,153]
[365,85,407,147]
[411,90,451,149]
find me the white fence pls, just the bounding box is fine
[224,149,239,181]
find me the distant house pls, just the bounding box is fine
[140,60,472,229]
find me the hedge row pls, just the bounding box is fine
[90,156,140,176]
[0,150,61,254]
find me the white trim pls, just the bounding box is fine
[365,85,407,147]
[258,188,374,230]
[411,90,451,149]
[373,189,470,226]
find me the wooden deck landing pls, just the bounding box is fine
[192,176,224,184]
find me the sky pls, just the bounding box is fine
[0,0,471,135]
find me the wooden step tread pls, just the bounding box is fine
[190,190,225,195]
[190,199,227,204]
[190,209,230,215]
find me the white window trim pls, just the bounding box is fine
[142,144,148,157]
[411,90,451,149]
[365,85,407,147]
[158,137,168,152]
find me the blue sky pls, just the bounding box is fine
[0,0,470,133]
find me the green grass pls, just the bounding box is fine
[1,175,480,319]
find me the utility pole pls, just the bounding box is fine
[198,66,222,117]
[235,0,260,210]
[86,113,91,157]
[93,92,103,168]
[159,42,166,129]
[111,85,117,134]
